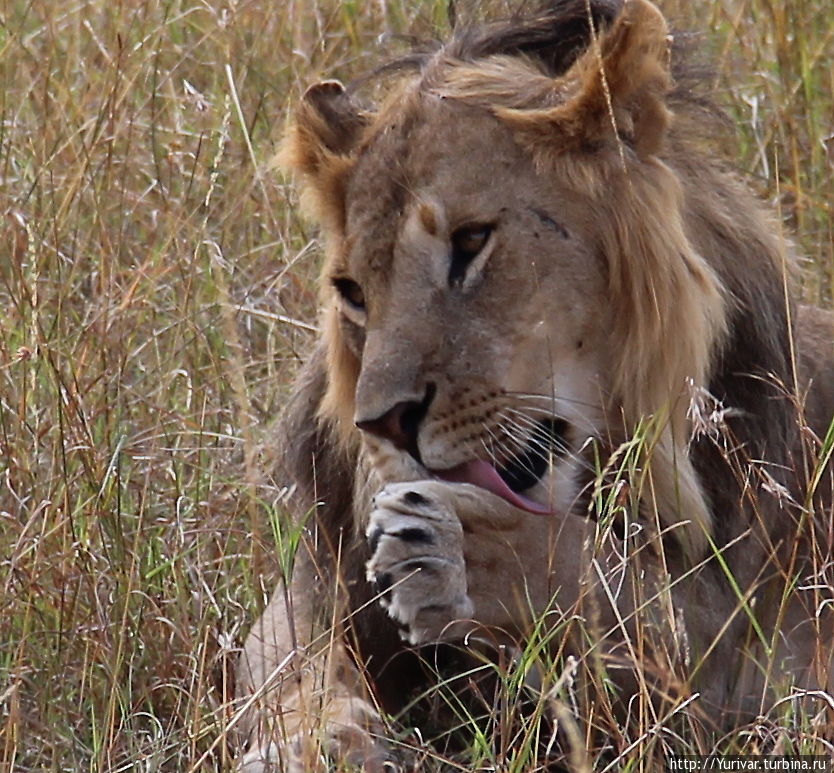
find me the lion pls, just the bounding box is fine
[234,0,834,769]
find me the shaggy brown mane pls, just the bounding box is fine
[355,0,718,131]
[377,0,621,77]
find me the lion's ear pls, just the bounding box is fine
[500,0,672,158]
[278,81,368,231]
[289,81,368,169]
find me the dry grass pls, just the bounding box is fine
[0,0,831,771]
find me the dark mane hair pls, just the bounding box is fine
[353,0,721,140]
[360,1,624,85]
[444,0,622,73]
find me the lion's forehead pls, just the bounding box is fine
[343,96,531,251]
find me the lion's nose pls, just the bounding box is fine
[355,383,436,456]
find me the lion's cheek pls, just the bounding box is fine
[504,336,607,438]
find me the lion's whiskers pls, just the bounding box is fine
[503,392,600,434]
[481,422,536,478]
[479,408,577,484]
[497,408,597,477]
[507,390,600,410]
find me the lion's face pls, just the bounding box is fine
[332,97,608,514]
[282,0,728,553]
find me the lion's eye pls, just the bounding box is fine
[332,277,366,311]
[449,224,493,286]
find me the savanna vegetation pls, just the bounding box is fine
[1,0,832,770]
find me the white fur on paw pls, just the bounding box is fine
[237,727,396,773]
[235,742,283,773]
[366,481,474,644]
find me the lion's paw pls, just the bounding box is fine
[237,725,398,773]
[366,481,474,644]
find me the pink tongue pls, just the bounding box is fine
[433,460,552,515]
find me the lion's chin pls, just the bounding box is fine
[432,460,553,515]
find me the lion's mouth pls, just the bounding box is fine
[432,418,568,515]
